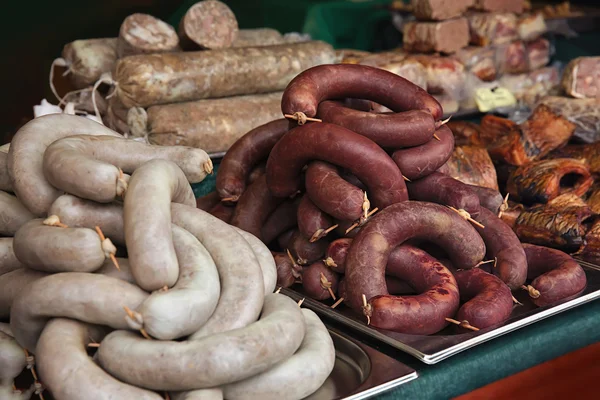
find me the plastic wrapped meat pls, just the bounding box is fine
[474,0,525,14]
[517,13,547,41]
[496,40,528,74]
[538,96,600,143]
[409,54,466,96]
[526,38,551,70]
[437,145,499,190]
[453,46,497,82]
[561,57,600,99]
[468,12,518,46]
[403,17,470,54]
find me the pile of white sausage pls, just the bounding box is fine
[0,114,335,400]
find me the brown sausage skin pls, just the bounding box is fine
[266,123,408,210]
[468,184,503,214]
[386,276,414,295]
[367,244,460,334]
[453,268,513,329]
[297,195,334,242]
[216,119,290,202]
[317,101,436,148]
[392,125,454,180]
[406,172,481,218]
[277,229,296,250]
[196,191,220,211]
[281,64,442,120]
[209,202,235,223]
[288,230,329,265]
[523,244,587,307]
[262,199,300,245]
[230,175,284,240]
[302,262,339,301]
[272,252,302,288]
[248,163,266,184]
[305,161,364,221]
[345,201,485,314]
[324,238,353,274]
[474,208,527,290]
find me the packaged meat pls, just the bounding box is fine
[411,0,475,21]
[113,40,335,108]
[231,28,285,48]
[538,96,600,143]
[403,17,470,54]
[438,145,499,190]
[336,49,371,64]
[117,13,179,58]
[138,92,283,153]
[526,37,551,70]
[359,50,406,67]
[496,40,528,74]
[474,0,525,14]
[409,55,466,96]
[358,51,428,90]
[62,38,118,89]
[499,65,560,106]
[561,57,600,99]
[178,0,239,50]
[517,13,547,41]
[454,46,497,82]
[468,12,518,46]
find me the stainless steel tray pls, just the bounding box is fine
[284,262,600,365]
[308,327,417,399]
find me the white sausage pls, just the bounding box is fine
[0,145,12,192]
[7,114,121,216]
[234,228,277,295]
[36,318,163,400]
[0,191,34,236]
[124,159,195,291]
[170,389,224,400]
[0,238,23,276]
[0,269,48,319]
[0,330,26,386]
[97,294,305,391]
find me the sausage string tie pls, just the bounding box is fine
[319,272,337,300]
[42,215,68,228]
[498,193,510,218]
[275,287,282,294]
[447,206,485,229]
[323,257,337,268]
[445,318,480,332]
[221,196,239,203]
[284,112,322,125]
[331,297,344,309]
[204,159,214,175]
[346,207,379,234]
[123,305,152,339]
[95,226,120,270]
[522,284,541,299]
[435,116,452,130]
[286,248,304,272]
[512,295,523,306]
[91,72,118,125]
[474,259,496,269]
[402,175,411,182]
[116,169,128,197]
[24,349,45,400]
[297,298,305,307]
[361,294,372,325]
[310,224,339,243]
[49,57,68,103]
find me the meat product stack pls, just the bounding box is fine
[0,114,336,400]
[206,63,585,337]
[49,0,335,154]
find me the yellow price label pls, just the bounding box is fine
[474,87,517,113]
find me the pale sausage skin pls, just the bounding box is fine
[0,269,49,319]
[406,172,481,218]
[216,119,290,201]
[0,330,26,386]
[317,100,436,148]
[345,202,485,321]
[10,272,149,352]
[262,199,299,245]
[0,148,12,192]
[223,309,335,400]
[305,161,364,221]
[124,159,196,291]
[523,244,587,307]
[392,125,454,180]
[266,122,408,210]
[0,238,23,276]
[302,262,339,301]
[0,191,34,236]
[453,268,513,329]
[474,208,527,290]
[234,227,277,295]
[37,318,162,400]
[281,64,443,120]
[230,175,283,241]
[97,294,305,391]
[297,194,334,242]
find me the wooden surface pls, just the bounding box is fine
[455,341,600,400]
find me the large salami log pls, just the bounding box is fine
[62,38,118,89]
[117,13,180,58]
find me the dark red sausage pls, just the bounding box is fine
[272,251,302,289]
[406,172,481,218]
[345,201,485,318]
[474,208,527,290]
[209,202,235,223]
[301,262,339,301]
[297,195,335,242]
[522,244,587,307]
[453,268,513,329]
[262,198,300,245]
[288,230,329,265]
[277,229,296,250]
[386,276,415,295]
[248,163,266,185]
[267,123,408,209]
[216,119,290,202]
[281,64,443,120]
[196,191,220,211]
[324,238,353,274]
[230,175,284,240]
[317,100,436,148]
[468,184,504,215]
[392,125,454,180]
[366,243,460,334]
[340,170,367,191]
[305,161,364,221]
